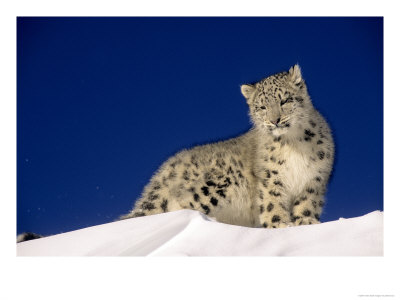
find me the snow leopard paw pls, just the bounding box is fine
[262,221,294,229]
[293,217,320,226]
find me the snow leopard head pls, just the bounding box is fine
[241,64,314,138]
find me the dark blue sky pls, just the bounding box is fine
[17,17,383,236]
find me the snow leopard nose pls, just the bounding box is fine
[271,117,281,125]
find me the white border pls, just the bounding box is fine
[2,1,398,299]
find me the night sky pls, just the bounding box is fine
[17,17,383,236]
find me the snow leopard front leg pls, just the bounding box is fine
[291,180,326,226]
[256,172,293,228]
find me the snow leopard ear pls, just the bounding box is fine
[240,84,256,101]
[288,64,303,86]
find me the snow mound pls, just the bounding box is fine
[17,210,383,256]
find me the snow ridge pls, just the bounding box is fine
[17,210,383,256]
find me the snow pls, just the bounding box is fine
[17,209,383,256]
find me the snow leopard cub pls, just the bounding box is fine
[121,65,334,228]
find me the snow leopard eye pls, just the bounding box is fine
[260,106,266,110]
[280,97,293,106]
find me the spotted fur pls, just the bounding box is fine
[121,65,334,228]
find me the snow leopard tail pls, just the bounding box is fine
[17,232,43,243]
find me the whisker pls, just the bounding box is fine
[280,117,291,123]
